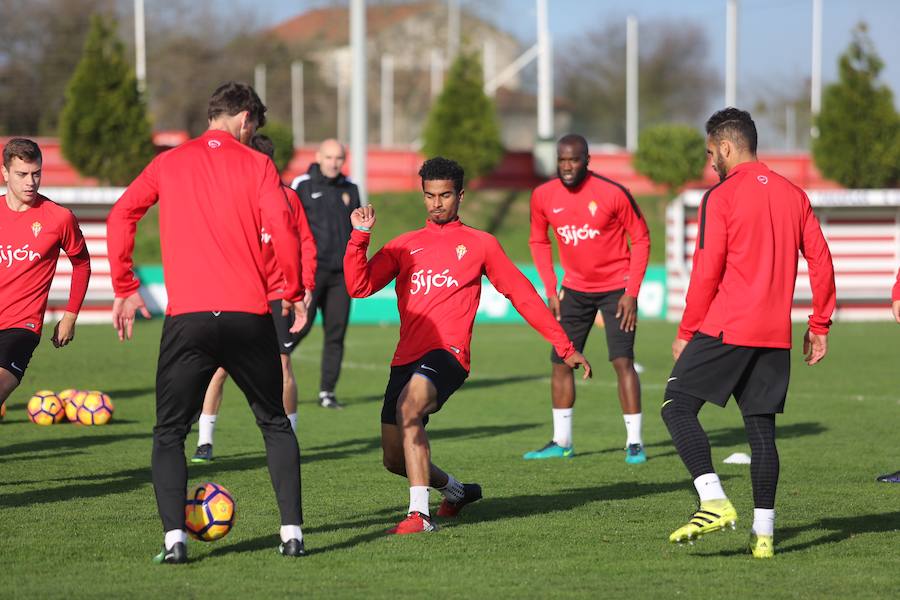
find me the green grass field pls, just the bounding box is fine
[1,320,898,598]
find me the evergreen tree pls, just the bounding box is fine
[633,124,707,195]
[422,51,503,182]
[812,23,900,188]
[59,14,154,186]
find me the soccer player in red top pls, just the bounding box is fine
[0,138,91,413]
[344,157,592,534]
[662,108,835,558]
[191,134,318,463]
[525,134,650,464]
[107,83,308,563]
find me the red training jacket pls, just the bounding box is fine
[530,173,650,298]
[678,161,836,348]
[0,194,91,334]
[344,219,576,372]
[107,130,303,315]
[262,186,317,301]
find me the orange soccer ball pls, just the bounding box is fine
[75,391,114,425]
[185,483,236,542]
[27,391,65,425]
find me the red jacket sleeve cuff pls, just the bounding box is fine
[557,342,576,361]
[677,328,695,342]
[114,277,141,298]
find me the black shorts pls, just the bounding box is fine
[268,300,303,355]
[665,332,791,416]
[0,328,41,382]
[550,287,635,363]
[381,349,468,426]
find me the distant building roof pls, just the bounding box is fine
[270,2,437,47]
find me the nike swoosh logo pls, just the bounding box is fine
[552,208,565,214]
[410,248,425,255]
[10,362,23,373]
[283,342,294,348]
[311,192,323,199]
[420,365,438,373]
[667,377,677,382]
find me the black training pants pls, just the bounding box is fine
[152,312,302,532]
[297,269,351,393]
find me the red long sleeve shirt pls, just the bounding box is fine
[892,267,900,302]
[107,130,303,315]
[0,194,91,334]
[262,186,317,301]
[678,161,836,348]
[530,173,650,298]
[344,219,575,372]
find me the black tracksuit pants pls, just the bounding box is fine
[153,312,302,532]
[297,269,351,393]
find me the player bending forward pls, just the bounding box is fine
[344,157,591,534]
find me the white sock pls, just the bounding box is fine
[197,414,217,446]
[408,486,430,516]
[693,473,727,502]
[552,408,573,448]
[287,412,297,432]
[280,524,303,543]
[752,508,775,536]
[623,412,643,446]
[164,529,187,550]
[437,474,464,503]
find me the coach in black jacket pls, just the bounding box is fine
[291,139,361,409]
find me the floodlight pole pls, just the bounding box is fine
[536,0,553,141]
[291,61,304,148]
[430,49,444,98]
[626,15,639,152]
[254,63,267,106]
[381,54,394,147]
[350,0,368,205]
[448,0,460,60]
[810,0,823,137]
[483,39,496,97]
[134,0,146,93]
[725,0,738,107]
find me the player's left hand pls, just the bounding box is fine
[564,351,593,380]
[303,289,313,310]
[892,300,900,324]
[284,299,308,333]
[803,329,828,365]
[51,311,78,348]
[616,294,638,332]
[671,337,688,361]
[112,292,152,341]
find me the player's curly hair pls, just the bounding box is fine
[418,157,465,194]
[706,107,757,154]
[207,81,267,128]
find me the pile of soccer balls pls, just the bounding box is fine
[26,389,114,426]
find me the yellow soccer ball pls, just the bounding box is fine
[27,391,65,425]
[75,391,114,425]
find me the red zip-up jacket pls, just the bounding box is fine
[107,130,303,315]
[262,185,317,301]
[344,219,576,372]
[0,194,91,334]
[678,161,836,348]
[530,173,650,298]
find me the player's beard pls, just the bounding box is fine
[559,165,588,189]
[714,154,728,182]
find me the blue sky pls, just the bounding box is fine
[241,0,900,111]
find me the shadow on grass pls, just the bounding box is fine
[0,432,150,464]
[323,374,547,407]
[578,421,827,459]
[301,422,541,464]
[694,510,900,557]
[105,387,155,400]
